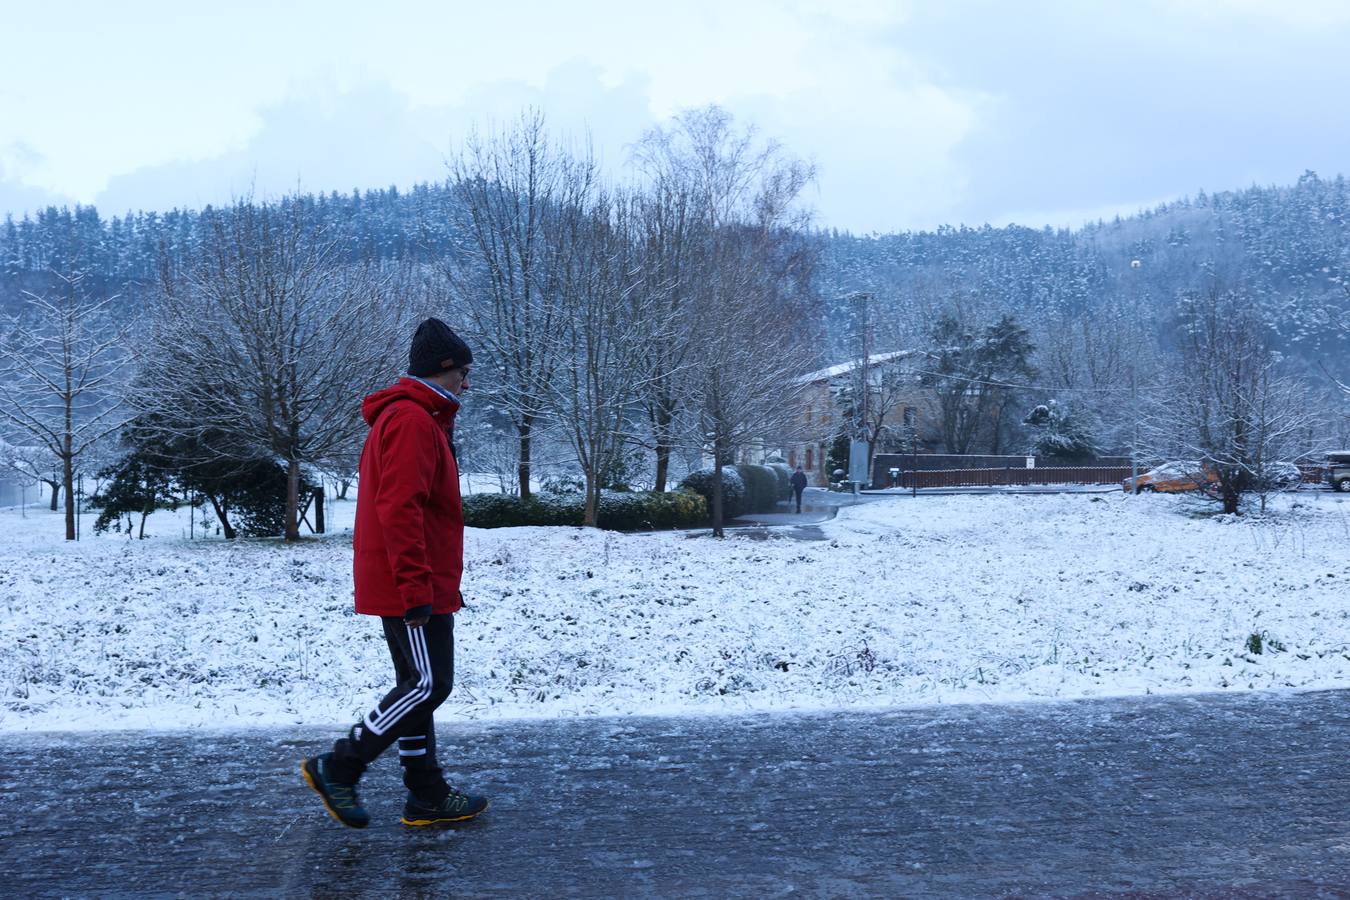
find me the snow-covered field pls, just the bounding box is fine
[2,489,1349,732]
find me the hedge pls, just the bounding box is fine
[461,492,581,528]
[738,464,781,512]
[463,489,707,531]
[677,463,787,517]
[597,489,707,531]
[678,466,748,518]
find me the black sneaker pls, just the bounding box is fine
[401,787,489,826]
[301,753,370,829]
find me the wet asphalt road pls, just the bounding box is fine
[5,690,1350,898]
[720,488,878,541]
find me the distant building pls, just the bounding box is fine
[777,350,940,486]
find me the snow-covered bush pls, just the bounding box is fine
[596,489,706,530]
[463,493,583,528]
[540,473,585,495]
[678,466,747,518]
[1024,400,1099,464]
[463,490,706,531]
[738,464,782,512]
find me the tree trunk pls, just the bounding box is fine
[338,479,351,500]
[62,451,75,541]
[712,452,725,538]
[990,401,1007,455]
[652,402,674,492]
[138,506,150,539]
[207,493,237,540]
[583,471,599,528]
[654,444,671,493]
[44,479,59,511]
[313,487,326,534]
[518,416,534,500]
[285,459,301,541]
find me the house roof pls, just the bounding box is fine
[794,349,918,386]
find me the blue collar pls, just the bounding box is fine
[407,376,461,409]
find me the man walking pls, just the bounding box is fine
[302,318,487,829]
[790,465,808,514]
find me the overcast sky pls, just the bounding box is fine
[4,0,1349,233]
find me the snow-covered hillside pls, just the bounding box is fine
[3,491,1349,732]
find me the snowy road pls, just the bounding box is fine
[5,690,1350,897]
[720,486,881,538]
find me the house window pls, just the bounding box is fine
[902,407,916,428]
[788,450,797,468]
[806,447,814,470]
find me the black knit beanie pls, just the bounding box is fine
[408,318,473,377]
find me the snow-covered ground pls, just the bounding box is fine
[3,489,1349,732]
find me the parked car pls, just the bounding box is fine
[1326,452,1350,492]
[1123,461,1215,494]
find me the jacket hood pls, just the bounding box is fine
[361,377,460,427]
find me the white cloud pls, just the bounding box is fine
[0,0,977,233]
[4,0,1350,231]
[989,194,1186,232]
[1169,0,1350,28]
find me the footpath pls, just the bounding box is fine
[3,690,1350,897]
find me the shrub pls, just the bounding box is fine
[597,489,707,530]
[738,464,781,513]
[678,466,747,518]
[1025,400,1099,464]
[540,473,585,495]
[464,489,707,531]
[462,493,584,528]
[463,493,527,528]
[657,489,709,528]
[766,462,792,500]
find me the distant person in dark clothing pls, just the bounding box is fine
[790,466,808,513]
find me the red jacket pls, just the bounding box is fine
[353,378,464,617]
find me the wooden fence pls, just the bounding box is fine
[892,466,1133,489]
[884,464,1325,490]
[1299,466,1325,484]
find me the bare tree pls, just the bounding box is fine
[631,107,819,488]
[0,272,133,539]
[142,199,408,541]
[0,438,60,510]
[631,106,818,533]
[447,110,578,500]
[629,129,710,492]
[691,218,818,535]
[1036,304,1158,454]
[1143,285,1321,513]
[693,264,812,534]
[546,187,659,526]
[625,179,697,491]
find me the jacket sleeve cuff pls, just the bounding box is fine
[404,604,433,622]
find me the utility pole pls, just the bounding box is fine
[1130,367,1139,491]
[849,291,874,496]
[1128,259,1143,493]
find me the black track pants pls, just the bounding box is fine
[330,614,454,797]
